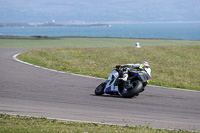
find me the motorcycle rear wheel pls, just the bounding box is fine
[95,82,106,95]
[121,80,143,98]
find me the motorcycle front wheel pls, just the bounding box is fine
[121,80,143,98]
[95,82,106,95]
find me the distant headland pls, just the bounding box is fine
[0,20,111,28]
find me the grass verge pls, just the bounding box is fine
[18,46,200,91]
[0,114,198,133]
[1,36,200,49]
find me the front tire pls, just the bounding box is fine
[121,80,143,98]
[95,82,106,95]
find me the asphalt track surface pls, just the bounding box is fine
[0,48,200,131]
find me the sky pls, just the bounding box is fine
[0,0,200,24]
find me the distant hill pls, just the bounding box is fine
[0,22,64,27]
[0,22,111,28]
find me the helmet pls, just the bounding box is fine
[142,61,150,67]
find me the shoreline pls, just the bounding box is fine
[0,35,200,41]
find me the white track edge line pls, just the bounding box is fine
[13,53,103,80]
[13,53,199,93]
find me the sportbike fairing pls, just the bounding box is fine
[104,69,119,93]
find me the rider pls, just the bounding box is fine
[116,62,151,94]
[121,61,150,70]
[116,61,150,82]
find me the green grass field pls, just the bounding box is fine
[5,37,198,91]
[18,46,200,91]
[0,114,198,133]
[0,36,199,49]
[1,37,200,90]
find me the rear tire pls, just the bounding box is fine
[95,82,106,95]
[121,80,143,98]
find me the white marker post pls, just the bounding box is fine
[135,42,141,48]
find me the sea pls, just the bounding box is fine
[0,23,200,40]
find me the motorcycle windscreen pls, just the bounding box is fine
[144,67,151,77]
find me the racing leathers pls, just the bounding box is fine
[116,62,150,86]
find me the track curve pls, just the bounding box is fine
[0,49,200,131]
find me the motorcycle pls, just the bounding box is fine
[95,64,151,98]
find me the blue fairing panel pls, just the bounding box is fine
[105,86,111,93]
[105,86,118,93]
